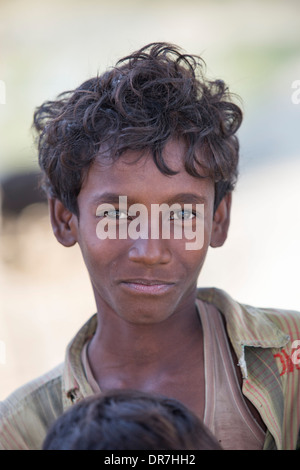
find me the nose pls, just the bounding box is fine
[128,237,171,266]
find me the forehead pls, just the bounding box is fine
[79,139,214,205]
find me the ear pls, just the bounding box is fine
[49,198,78,247]
[210,192,232,248]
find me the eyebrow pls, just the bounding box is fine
[92,192,125,205]
[92,192,207,206]
[163,193,207,205]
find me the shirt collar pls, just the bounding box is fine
[62,313,98,410]
[196,287,290,378]
[62,287,290,403]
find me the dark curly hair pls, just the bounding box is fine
[43,389,222,450]
[33,42,242,215]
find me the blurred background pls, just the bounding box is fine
[0,0,299,400]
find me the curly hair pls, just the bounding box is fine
[33,42,243,215]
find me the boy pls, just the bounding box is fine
[42,389,222,450]
[0,42,299,450]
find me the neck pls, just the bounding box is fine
[87,296,202,384]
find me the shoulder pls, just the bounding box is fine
[197,287,300,368]
[258,306,300,340]
[0,363,64,450]
[197,287,300,340]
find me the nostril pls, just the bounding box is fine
[128,239,171,265]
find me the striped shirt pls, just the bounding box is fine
[0,287,299,450]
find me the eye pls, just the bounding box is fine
[170,209,196,221]
[103,209,129,220]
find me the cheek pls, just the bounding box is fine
[173,218,212,274]
[170,233,210,275]
[79,234,129,281]
[181,248,208,275]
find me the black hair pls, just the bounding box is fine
[43,389,222,450]
[33,42,242,215]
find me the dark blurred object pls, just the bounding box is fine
[0,171,47,218]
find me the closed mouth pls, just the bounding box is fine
[121,279,175,285]
[119,279,175,294]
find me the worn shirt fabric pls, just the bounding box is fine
[0,287,299,450]
[197,300,266,449]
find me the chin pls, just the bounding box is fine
[119,307,174,326]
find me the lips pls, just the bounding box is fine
[119,279,175,295]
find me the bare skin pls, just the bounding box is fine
[49,138,264,429]
[87,297,206,418]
